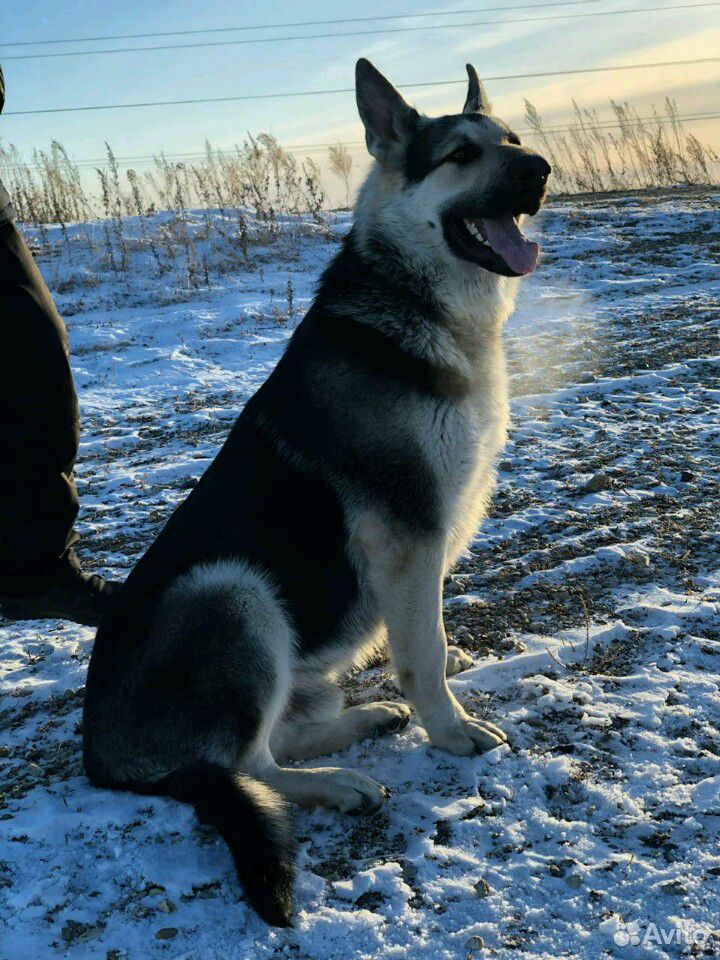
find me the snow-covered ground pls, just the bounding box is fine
[1,192,719,959]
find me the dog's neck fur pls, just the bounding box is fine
[333,164,518,391]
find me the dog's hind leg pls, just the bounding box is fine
[241,674,392,813]
[83,559,300,926]
[138,567,390,818]
[272,703,411,763]
[270,674,410,763]
[249,756,389,815]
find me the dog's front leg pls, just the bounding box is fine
[364,531,506,756]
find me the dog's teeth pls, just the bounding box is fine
[463,219,489,245]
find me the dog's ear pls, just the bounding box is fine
[355,58,419,163]
[463,64,492,115]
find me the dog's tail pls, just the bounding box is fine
[159,760,295,926]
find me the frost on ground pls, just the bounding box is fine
[1,193,719,959]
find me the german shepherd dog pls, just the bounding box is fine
[83,59,550,925]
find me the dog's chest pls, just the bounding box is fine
[433,393,506,486]
[421,379,509,559]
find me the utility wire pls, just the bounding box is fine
[2,2,719,61]
[0,0,605,48]
[5,56,720,117]
[7,110,719,169]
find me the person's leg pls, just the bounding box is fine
[0,185,115,625]
[0,212,80,567]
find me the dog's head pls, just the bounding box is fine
[354,58,550,279]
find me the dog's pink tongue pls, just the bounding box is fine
[480,215,539,275]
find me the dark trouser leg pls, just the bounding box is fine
[0,219,81,575]
[0,193,116,625]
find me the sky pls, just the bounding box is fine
[1,0,719,200]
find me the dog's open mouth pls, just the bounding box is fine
[442,212,540,277]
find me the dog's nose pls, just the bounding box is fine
[511,154,551,185]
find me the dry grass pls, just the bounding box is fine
[524,97,719,193]
[0,136,328,290]
[327,144,354,209]
[1,135,325,226]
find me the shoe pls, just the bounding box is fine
[0,551,119,626]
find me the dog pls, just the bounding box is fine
[82,58,550,926]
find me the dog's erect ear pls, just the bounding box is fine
[463,63,492,115]
[355,58,420,163]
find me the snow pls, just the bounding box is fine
[1,192,720,958]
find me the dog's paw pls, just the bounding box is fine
[328,770,389,815]
[366,701,412,735]
[445,645,474,676]
[429,716,507,756]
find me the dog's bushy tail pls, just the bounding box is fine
[160,760,295,926]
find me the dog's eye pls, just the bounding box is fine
[446,145,480,165]
[507,132,521,146]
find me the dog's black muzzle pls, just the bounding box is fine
[507,152,552,216]
[461,149,551,220]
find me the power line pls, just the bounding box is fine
[0,0,604,48]
[280,110,720,149]
[5,55,720,117]
[2,2,719,61]
[523,108,720,135]
[7,110,719,170]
